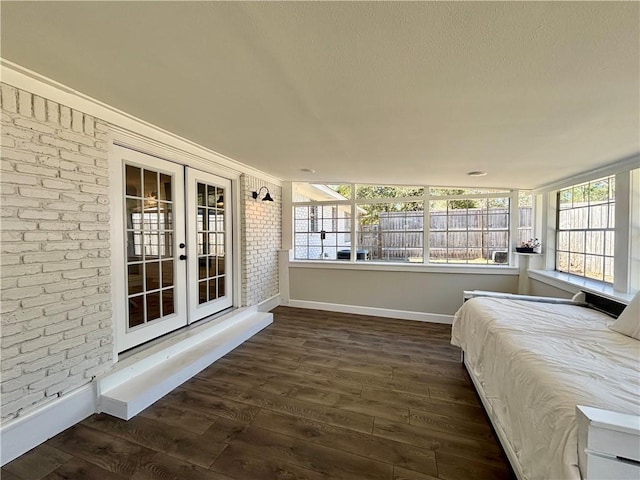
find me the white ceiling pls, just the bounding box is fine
[1,1,638,189]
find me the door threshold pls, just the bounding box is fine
[118,306,236,361]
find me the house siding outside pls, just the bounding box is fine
[0,82,282,425]
[294,204,351,260]
[1,83,113,422]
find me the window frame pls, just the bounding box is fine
[291,183,521,266]
[538,167,638,297]
[554,175,616,284]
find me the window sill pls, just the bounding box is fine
[528,270,636,304]
[289,260,518,275]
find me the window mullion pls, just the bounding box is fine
[293,183,515,265]
[350,194,357,263]
[510,190,519,266]
[423,189,429,264]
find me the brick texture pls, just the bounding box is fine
[241,175,282,306]
[0,84,113,422]
[0,83,282,425]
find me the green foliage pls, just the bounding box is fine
[355,186,423,225]
[334,185,351,199]
[559,177,614,206]
[429,189,478,209]
[448,197,477,210]
[356,186,423,199]
[518,191,533,208]
[334,185,511,225]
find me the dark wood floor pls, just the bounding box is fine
[2,306,515,480]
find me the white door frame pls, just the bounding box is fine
[186,168,233,320]
[109,129,242,359]
[111,145,188,352]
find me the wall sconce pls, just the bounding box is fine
[251,186,274,202]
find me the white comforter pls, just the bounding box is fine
[451,298,640,480]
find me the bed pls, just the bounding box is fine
[451,291,640,480]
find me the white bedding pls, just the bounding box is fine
[451,297,640,480]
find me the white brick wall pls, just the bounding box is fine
[1,83,113,423]
[1,82,282,424]
[241,175,281,306]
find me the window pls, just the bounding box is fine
[309,205,319,233]
[518,191,534,246]
[556,176,615,283]
[428,188,511,264]
[294,203,351,260]
[292,183,516,264]
[356,185,424,262]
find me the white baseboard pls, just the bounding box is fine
[0,384,96,466]
[257,293,281,313]
[287,299,453,324]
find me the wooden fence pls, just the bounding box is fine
[358,208,531,261]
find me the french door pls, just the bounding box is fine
[186,169,233,319]
[113,146,233,352]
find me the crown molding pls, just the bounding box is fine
[0,58,282,186]
[532,153,639,194]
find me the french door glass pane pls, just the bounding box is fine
[125,165,176,329]
[196,182,226,304]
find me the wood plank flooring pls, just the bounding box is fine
[2,306,515,480]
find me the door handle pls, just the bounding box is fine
[179,255,187,260]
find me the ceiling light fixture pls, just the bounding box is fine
[300,168,316,173]
[251,186,274,202]
[467,171,488,177]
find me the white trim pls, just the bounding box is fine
[279,250,291,305]
[111,126,242,181]
[257,293,281,313]
[288,299,454,325]
[109,138,123,363]
[111,146,189,352]
[533,167,638,301]
[614,170,632,293]
[185,169,233,320]
[281,182,293,251]
[232,177,242,308]
[533,154,640,193]
[508,189,518,267]
[289,260,518,275]
[631,169,640,292]
[0,59,281,186]
[0,384,96,466]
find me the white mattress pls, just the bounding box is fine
[451,297,640,480]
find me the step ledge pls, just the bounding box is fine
[99,307,258,393]
[98,310,272,420]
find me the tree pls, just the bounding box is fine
[351,186,423,225]
[429,189,478,210]
[559,177,613,206]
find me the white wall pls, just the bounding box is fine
[528,278,573,299]
[288,266,519,315]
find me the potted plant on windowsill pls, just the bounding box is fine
[516,238,541,254]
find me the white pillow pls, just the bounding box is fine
[609,292,640,340]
